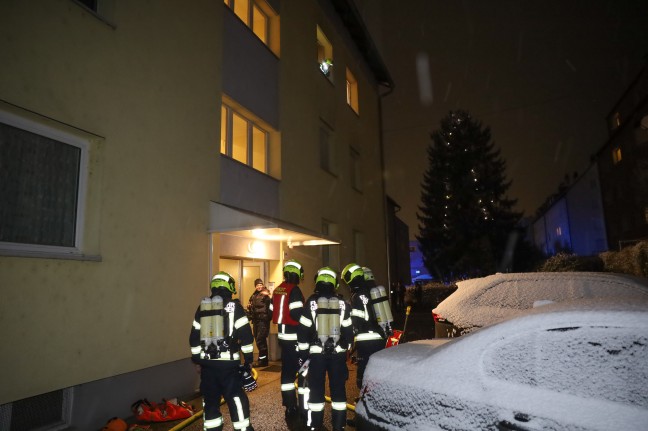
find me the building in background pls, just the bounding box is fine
[0,1,393,429]
[531,61,648,256]
[596,61,648,250]
[531,165,608,256]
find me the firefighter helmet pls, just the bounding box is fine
[362,267,374,281]
[315,266,338,290]
[341,263,364,287]
[283,259,304,281]
[210,271,236,294]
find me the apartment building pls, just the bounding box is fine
[0,0,393,428]
[596,61,648,250]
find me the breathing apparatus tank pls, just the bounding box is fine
[328,296,340,345]
[370,286,393,330]
[316,296,330,345]
[377,285,394,324]
[200,296,225,348]
[200,297,213,346]
[211,295,224,343]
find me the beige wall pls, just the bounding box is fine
[278,1,388,295]
[0,0,222,404]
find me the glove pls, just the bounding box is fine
[239,363,257,392]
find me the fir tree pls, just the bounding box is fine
[416,110,521,281]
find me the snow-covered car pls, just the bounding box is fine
[432,271,648,337]
[356,298,648,431]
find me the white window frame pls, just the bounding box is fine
[221,103,269,174]
[0,109,90,258]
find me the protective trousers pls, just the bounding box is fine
[252,320,269,363]
[307,352,349,431]
[355,338,385,389]
[200,364,252,431]
[279,338,300,409]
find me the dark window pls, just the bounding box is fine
[0,122,80,247]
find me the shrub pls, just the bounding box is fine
[538,252,604,272]
[600,241,648,278]
[405,281,457,308]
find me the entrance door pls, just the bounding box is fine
[242,260,265,306]
[218,258,266,305]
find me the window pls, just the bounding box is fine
[350,146,362,191]
[72,0,116,26]
[221,103,269,174]
[610,112,621,130]
[0,105,101,259]
[319,123,336,175]
[224,0,272,46]
[612,147,622,164]
[322,219,339,267]
[346,68,359,113]
[317,26,334,80]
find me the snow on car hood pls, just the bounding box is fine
[358,299,648,431]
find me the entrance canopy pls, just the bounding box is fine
[208,202,340,247]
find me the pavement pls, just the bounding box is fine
[124,306,433,431]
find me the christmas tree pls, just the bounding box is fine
[416,110,521,281]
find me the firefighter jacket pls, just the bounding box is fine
[247,288,271,322]
[350,286,386,343]
[189,292,254,366]
[270,282,304,342]
[297,293,353,356]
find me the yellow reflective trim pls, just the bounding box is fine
[234,316,249,329]
[309,402,325,412]
[298,342,310,351]
[204,416,223,428]
[281,383,296,391]
[350,309,365,318]
[193,320,201,329]
[289,301,303,310]
[278,333,297,340]
[332,401,347,410]
[341,318,352,327]
[355,332,383,341]
[191,346,202,354]
[299,316,312,326]
[241,344,254,353]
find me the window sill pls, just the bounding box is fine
[0,247,102,261]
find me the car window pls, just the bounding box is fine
[483,326,648,407]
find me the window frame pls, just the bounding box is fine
[317,25,334,81]
[221,103,269,175]
[345,67,359,114]
[0,109,91,257]
[225,0,270,46]
[319,122,337,176]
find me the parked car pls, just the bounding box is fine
[356,298,648,431]
[432,271,648,337]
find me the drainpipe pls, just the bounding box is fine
[378,82,395,297]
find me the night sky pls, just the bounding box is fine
[366,0,648,239]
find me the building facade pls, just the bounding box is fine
[0,0,393,428]
[596,62,648,250]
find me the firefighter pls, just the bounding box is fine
[189,271,257,431]
[270,259,305,425]
[342,264,389,390]
[298,267,353,431]
[247,278,271,367]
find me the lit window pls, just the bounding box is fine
[350,146,362,192]
[611,112,621,129]
[346,68,359,114]
[225,0,272,46]
[556,227,562,236]
[612,147,622,164]
[317,26,333,80]
[319,123,336,175]
[221,103,269,174]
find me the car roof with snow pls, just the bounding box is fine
[432,271,648,333]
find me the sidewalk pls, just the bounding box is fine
[125,361,360,431]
